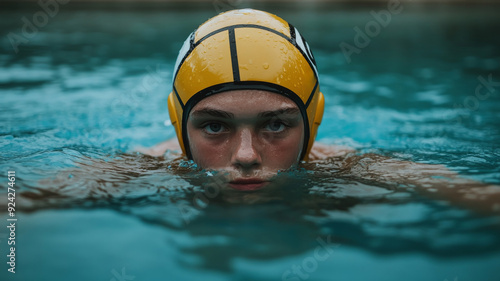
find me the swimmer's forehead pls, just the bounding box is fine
[194,9,291,42]
[190,107,301,119]
[189,90,301,120]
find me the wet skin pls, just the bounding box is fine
[186,90,305,191]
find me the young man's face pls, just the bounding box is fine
[186,90,304,191]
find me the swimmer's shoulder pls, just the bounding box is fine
[135,138,182,157]
[308,142,355,161]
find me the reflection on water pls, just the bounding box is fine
[1,3,500,281]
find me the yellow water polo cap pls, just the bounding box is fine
[168,8,324,161]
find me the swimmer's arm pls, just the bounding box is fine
[350,154,500,214]
[134,138,182,157]
[309,143,500,214]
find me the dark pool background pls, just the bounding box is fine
[1,1,500,281]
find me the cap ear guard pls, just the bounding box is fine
[303,91,324,160]
[168,92,187,155]
[313,92,325,128]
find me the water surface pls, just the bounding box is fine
[1,3,500,281]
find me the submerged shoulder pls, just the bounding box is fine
[135,138,182,157]
[308,142,355,161]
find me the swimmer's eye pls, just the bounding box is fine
[203,122,227,134]
[264,120,288,133]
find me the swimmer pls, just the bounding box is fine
[139,9,350,167]
[136,9,499,212]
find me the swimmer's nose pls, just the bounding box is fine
[232,129,261,170]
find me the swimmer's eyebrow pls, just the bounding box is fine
[190,108,234,119]
[258,107,300,118]
[190,107,300,119]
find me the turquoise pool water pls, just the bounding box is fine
[1,3,500,281]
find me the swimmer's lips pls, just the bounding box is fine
[228,178,269,191]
